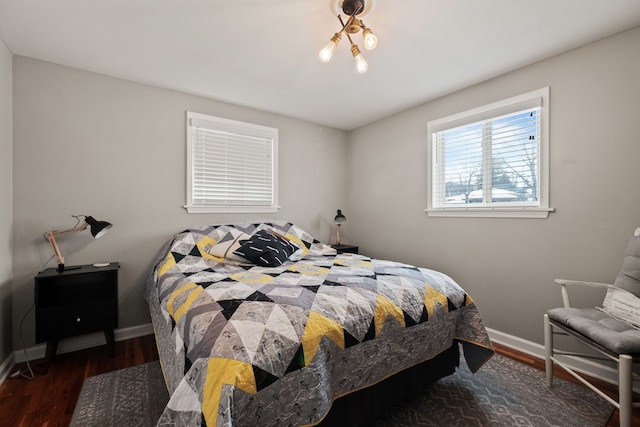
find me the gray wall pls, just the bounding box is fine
[346,26,640,345]
[11,57,348,348]
[0,38,13,362]
[7,25,640,357]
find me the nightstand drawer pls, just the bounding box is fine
[36,299,117,342]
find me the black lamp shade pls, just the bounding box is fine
[85,216,112,239]
[334,209,347,223]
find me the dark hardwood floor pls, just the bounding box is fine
[0,335,159,426]
[0,336,636,426]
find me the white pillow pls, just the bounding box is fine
[599,286,640,329]
[208,230,251,262]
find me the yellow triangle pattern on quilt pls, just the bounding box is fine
[203,358,257,427]
[157,253,176,278]
[286,263,330,276]
[333,258,373,268]
[230,272,275,285]
[285,233,309,257]
[423,285,449,316]
[167,282,204,322]
[374,294,406,336]
[196,235,220,261]
[301,311,345,364]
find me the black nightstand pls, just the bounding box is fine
[35,263,119,371]
[332,244,359,254]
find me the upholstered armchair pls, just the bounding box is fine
[544,227,640,427]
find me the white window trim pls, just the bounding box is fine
[426,87,553,219]
[185,111,279,214]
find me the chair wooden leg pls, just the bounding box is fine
[544,314,554,387]
[619,354,633,427]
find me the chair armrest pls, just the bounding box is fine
[554,279,612,308]
[554,279,611,288]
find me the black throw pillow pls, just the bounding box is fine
[233,229,297,267]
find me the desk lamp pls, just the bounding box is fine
[45,215,112,271]
[334,209,346,245]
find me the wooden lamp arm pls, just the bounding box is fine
[45,222,89,270]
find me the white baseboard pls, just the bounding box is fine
[12,323,154,364]
[486,327,620,387]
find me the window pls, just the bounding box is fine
[427,87,552,218]
[186,112,279,213]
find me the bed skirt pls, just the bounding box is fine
[317,344,459,426]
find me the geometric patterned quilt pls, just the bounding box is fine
[146,221,494,426]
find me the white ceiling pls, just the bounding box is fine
[1,0,639,130]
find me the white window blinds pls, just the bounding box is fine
[427,87,552,218]
[186,112,279,213]
[433,107,540,205]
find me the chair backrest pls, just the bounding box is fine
[613,227,640,297]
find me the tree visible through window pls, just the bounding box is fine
[440,109,539,204]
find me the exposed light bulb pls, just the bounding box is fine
[354,53,368,73]
[362,28,378,50]
[319,42,337,63]
[319,33,342,63]
[351,44,368,73]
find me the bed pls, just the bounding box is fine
[145,221,494,426]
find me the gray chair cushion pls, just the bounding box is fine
[614,233,640,297]
[548,307,640,354]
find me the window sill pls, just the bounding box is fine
[425,207,554,219]
[185,205,280,214]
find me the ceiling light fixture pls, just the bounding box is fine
[319,0,377,73]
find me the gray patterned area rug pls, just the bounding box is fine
[375,353,613,427]
[70,361,169,427]
[70,354,613,427]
